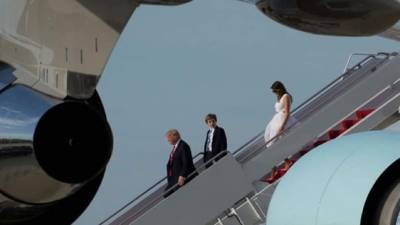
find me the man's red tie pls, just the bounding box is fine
[168,145,177,176]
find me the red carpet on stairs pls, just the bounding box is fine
[328,130,341,139]
[356,108,374,119]
[341,119,356,130]
[313,140,327,147]
[262,108,375,184]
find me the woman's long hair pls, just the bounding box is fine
[271,81,293,102]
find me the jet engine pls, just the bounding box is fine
[0,68,113,224]
[256,0,400,36]
[140,0,192,5]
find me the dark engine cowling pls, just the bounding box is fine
[140,0,191,6]
[0,83,113,224]
[256,0,400,36]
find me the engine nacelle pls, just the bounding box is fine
[140,0,191,6]
[266,131,400,225]
[0,83,113,224]
[256,0,400,36]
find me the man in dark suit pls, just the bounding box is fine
[164,129,197,198]
[203,114,228,167]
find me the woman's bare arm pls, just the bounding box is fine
[279,94,291,133]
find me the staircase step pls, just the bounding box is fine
[298,149,308,156]
[356,108,374,119]
[341,119,356,130]
[266,178,277,184]
[265,174,279,184]
[298,145,313,156]
[313,140,328,147]
[328,130,342,139]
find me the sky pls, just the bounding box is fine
[73,0,399,224]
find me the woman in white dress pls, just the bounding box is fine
[264,81,296,146]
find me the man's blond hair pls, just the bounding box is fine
[166,129,181,138]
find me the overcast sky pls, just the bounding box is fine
[73,0,399,224]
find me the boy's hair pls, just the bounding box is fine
[205,113,217,123]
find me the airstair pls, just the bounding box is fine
[100,52,400,225]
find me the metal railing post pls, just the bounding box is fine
[228,208,245,225]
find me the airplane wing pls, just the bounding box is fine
[0,0,190,100]
[380,22,400,42]
[233,0,400,42]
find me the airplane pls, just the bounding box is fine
[0,1,400,225]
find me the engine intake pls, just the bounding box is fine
[0,83,113,225]
[0,85,112,204]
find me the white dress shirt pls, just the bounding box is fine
[207,128,215,152]
[174,139,181,149]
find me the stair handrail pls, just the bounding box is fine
[232,52,391,158]
[99,152,204,225]
[237,81,400,225]
[217,76,400,225]
[343,52,392,73]
[99,151,228,225]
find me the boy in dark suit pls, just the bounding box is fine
[203,114,228,167]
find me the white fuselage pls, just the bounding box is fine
[0,0,139,99]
